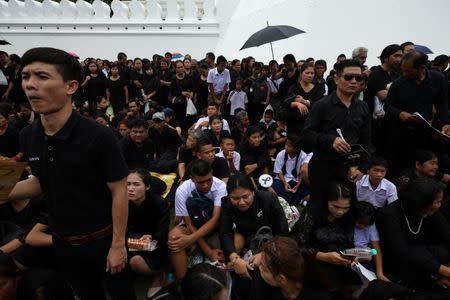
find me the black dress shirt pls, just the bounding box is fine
[301,92,371,159]
[364,65,400,112]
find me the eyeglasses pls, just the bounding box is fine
[342,73,364,82]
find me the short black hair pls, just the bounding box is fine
[190,159,212,177]
[245,125,261,138]
[0,103,13,118]
[8,54,21,65]
[21,47,83,83]
[283,54,296,64]
[335,59,363,75]
[314,59,327,69]
[368,157,388,169]
[128,118,149,130]
[354,201,376,225]
[415,150,437,165]
[400,41,414,51]
[181,263,227,300]
[216,55,227,64]
[117,52,127,60]
[433,54,449,67]
[226,173,255,194]
[194,136,213,153]
[0,51,8,56]
[220,132,234,144]
[264,109,274,117]
[164,52,172,57]
[96,96,106,104]
[403,51,428,69]
[206,52,215,61]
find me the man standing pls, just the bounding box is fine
[5,48,135,300]
[302,60,371,203]
[207,55,230,112]
[385,51,450,176]
[364,44,402,155]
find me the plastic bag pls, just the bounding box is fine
[372,96,385,119]
[186,98,197,116]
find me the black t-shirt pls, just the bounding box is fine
[83,73,106,102]
[118,136,155,170]
[245,76,268,104]
[171,75,193,97]
[142,75,159,99]
[157,70,174,106]
[285,82,325,134]
[130,70,144,99]
[178,145,194,165]
[20,111,129,236]
[0,125,20,157]
[106,76,127,105]
[193,76,209,113]
[183,157,230,181]
[364,65,400,112]
[148,125,181,156]
[279,68,300,100]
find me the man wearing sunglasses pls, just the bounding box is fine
[301,59,371,204]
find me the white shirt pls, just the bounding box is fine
[303,152,313,164]
[216,150,240,171]
[194,116,230,133]
[354,224,379,248]
[267,76,283,94]
[356,174,398,208]
[274,150,309,182]
[207,68,231,94]
[175,177,227,217]
[229,90,248,116]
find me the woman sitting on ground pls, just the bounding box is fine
[376,177,450,290]
[220,174,289,279]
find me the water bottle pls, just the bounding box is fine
[340,247,377,259]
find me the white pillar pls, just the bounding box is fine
[165,0,180,21]
[145,0,162,20]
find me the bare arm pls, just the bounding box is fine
[0,239,23,254]
[106,178,128,274]
[2,176,42,203]
[25,223,53,247]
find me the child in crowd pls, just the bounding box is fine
[227,78,248,124]
[273,134,309,205]
[194,102,231,133]
[216,133,240,175]
[354,201,389,282]
[356,157,398,208]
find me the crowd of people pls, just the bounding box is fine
[0,42,449,300]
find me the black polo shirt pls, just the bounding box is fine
[386,70,449,128]
[302,92,371,160]
[20,111,129,236]
[118,136,155,170]
[182,157,230,181]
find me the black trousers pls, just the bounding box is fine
[53,235,136,300]
[308,155,353,203]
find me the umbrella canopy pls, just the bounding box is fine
[0,40,11,45]
[414,45,433,54]
[171,52,184,60]
[240,25,305,50]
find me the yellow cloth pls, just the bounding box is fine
[150,172,177,198]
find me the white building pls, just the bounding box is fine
[0,0,449,67]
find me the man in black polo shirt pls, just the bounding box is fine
[385,51,450,176]
[4,48,135,300]
[148,111,181,173]
[118,118,155,169]
[364,44,402,155]
[302,59,371,203]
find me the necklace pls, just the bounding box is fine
[401,203,423,235]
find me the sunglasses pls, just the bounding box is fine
[342,73,365,82]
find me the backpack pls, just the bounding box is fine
[185,190,214,229]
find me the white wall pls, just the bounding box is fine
[1,0,449,68]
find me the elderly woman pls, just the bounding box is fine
[376,177,450,289]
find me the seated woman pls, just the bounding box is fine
[126,169,170,298]
[239,125,271,181]
[220,174,289,279]
[249,236,331,300]
[204,114,227,148]
[376,177,450,289]
[291,182,361,294]
[231,110,249,146]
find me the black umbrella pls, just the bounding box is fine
[240,22,305,59]
[0,40,11,45]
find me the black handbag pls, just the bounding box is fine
[171,95,187,105]
[248,226,273,254]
